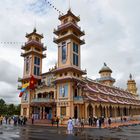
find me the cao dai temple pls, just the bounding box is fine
[19,10,140,123]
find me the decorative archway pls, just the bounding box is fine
[123,107,127,116]
[117,106,120,117]
[87,104,93,117]
[109,106,112,117]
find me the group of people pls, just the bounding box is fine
[13,116,27,125]
[0,115,27,126]
[88,116,112,128]
[0,115,12,125]
[51,117,59,128]
[67,117,85,134]
[88,115,113,128]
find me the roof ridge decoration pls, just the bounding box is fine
[129,73,132,80]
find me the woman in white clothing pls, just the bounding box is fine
[67,117,73,134]
[96,118,99,128]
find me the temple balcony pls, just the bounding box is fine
[21,40,47,51]
[31,98,55,103]
[53,33,85,45]
[21,50,46,58]
[54,21,85,36]
[73,96,84,104]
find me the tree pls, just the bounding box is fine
[0,99,7,115]
[0,99,21,116]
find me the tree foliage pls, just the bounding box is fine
[0,98,20,116]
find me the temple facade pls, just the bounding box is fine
[19,10,140,123]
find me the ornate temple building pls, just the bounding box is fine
[19,10,140,123]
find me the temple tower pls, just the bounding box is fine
[53,9,86,121]
[127,74,138,95]
[96,63,115,86]
[20,28,46,117]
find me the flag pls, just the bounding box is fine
[29,75,37,90]
[19,82,29,97]
[22,83,29,88]
[19,92,24,97]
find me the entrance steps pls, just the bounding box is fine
[27,119,51,125]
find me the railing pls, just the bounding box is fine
[53,33,85,45]
[73,96,84,104]
[21,40,46,50]
[57,22,81,30]
[31,98,55,103]
[21,50,46,58]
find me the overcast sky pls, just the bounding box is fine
[0,0,140,104]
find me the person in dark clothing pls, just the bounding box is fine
[99,117,102,128]
[31,114,34,124]
[23,116,27,125]
[56,117,59,128]
[108,117,111,127]
[51,118,54,126]
[5,116,8,124]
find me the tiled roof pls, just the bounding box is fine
[84,80,140,106]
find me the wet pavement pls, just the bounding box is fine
[0,124,140,140]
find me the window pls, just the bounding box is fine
[64,18,68,24]
[62,42,67,63]
[34,56,40,76]
[35,37,39,42]
[73,43,79,66]
[73,54,78,66]
[73,43,78,53]
[34,66,40,76]
[34,56,40,65]
[25,56,30,74]
[47,76,51,86]
[59,84,68,97]
[61,107,66,116]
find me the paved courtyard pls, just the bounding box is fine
[0,124,140,140]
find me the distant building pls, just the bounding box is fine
[19,9,140,123]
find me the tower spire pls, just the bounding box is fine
[69,0,71,10]
[129,73,132,80]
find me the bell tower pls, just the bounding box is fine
[127,74,138,95]
[21,28,46,79]
[20,28,46,118]
[53,9,86,122]
[53,9,85,69]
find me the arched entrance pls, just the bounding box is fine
[87,104,93,117]
[117,107,120,117]
[109,106,112,117]
[123,107,127,116]
[74,106,78,119]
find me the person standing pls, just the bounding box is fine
[96,118,99,128]
[51,117,54,126]
[0,115,3,125]
[108,117,111,127]
[67,117,73,134]
[56,117,59,128]
[8,117,11,124]
[88,116,91,126]
[31,114,34,125]
[81,117,84,129]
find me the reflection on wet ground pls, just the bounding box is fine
[0,124,140,140]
